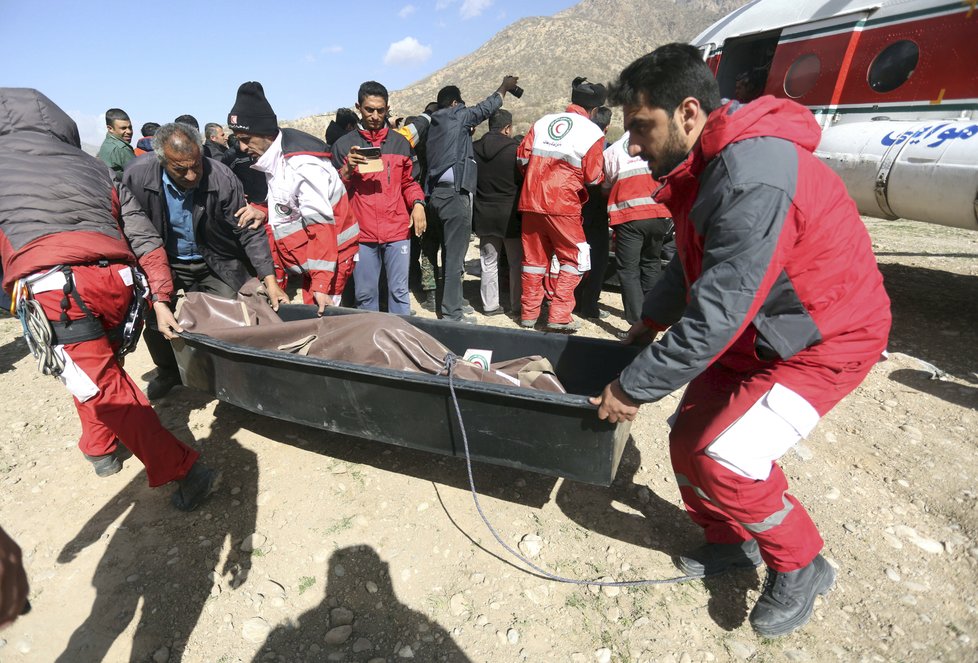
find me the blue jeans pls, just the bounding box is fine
[354,240,412,315]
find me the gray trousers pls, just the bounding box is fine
[479,236,523,313]
[428,187,472,320]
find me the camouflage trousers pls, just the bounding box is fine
[410,233,439,292]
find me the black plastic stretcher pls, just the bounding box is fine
[172,305,641,486]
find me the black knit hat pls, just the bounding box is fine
[228,81,278,136]
[571,77,607,110]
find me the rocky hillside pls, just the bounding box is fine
[283,0,743,138]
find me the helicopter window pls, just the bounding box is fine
[783,54,821,98]
[868,40,919,93]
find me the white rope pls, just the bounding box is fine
[18,297,64,376]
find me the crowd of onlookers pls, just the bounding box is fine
[96,74,672,346]
[1,41,895,639]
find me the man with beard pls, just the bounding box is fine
[592,44,891,637]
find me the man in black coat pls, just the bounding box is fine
[121,122,287,398]
[573,106,613,320]
[203,122,229,159]
[473,109,522,315]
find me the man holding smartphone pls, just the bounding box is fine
[331,81,426,315]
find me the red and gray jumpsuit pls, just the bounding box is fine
[252,128,359,305]
[517,104,605,324]
[0,87,198,486]
[617,97,891,572]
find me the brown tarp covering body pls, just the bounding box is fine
[169,280,639,485]
[174,282,566,393]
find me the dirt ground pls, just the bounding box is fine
[1,217,976,663]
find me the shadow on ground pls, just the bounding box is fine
[888,368,978,411]
[251,545,472,662]
[880,263,978,386]
[54,397,258,662]
[0,335,28,374]
[555,437,760,631]
[226,399,559,509]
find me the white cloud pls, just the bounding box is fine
[67,110,107,150]
[398,4,416,18]
[460,0,492,19]
[435,0,455,9]
[383,36,432,66]
[305,45,342,63]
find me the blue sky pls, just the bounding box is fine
[0,0,576,147]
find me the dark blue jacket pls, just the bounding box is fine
[425,91,502,194]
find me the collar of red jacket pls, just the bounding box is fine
[655,95,822,208]
[698,96,821,162]
[563,104,592,119]
[358,124,389,146]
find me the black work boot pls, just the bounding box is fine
[421,290,437,312]
[676,539,763,577]
[146,369,182,400]
[83,441,133,478]
[84,452,123,477]
[749,553,836,637]
[171,463,221,512]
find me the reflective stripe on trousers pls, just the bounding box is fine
[675,474,795,534]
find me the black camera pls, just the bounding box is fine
[511,85,524,99]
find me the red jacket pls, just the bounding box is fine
[603,132,670,227]
[619,97,891,404]
[252,129,359,295]
[517,104,605,216]
[331,126,424,244]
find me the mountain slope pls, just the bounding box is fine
[284,0,743,137]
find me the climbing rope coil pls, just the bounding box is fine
[13,268,65,377]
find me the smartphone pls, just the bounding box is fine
[356,146,382,159]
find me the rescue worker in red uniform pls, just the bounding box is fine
[593,45,891,637]
[603,130,673,327]
[517,78,607,332]
[229,82,359,313]
[0,88,218,511]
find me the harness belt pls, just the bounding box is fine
[49,317,115,346]
[14,261,150,377]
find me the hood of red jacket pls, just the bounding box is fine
[654,97,821,211]
[698,96,822,162]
